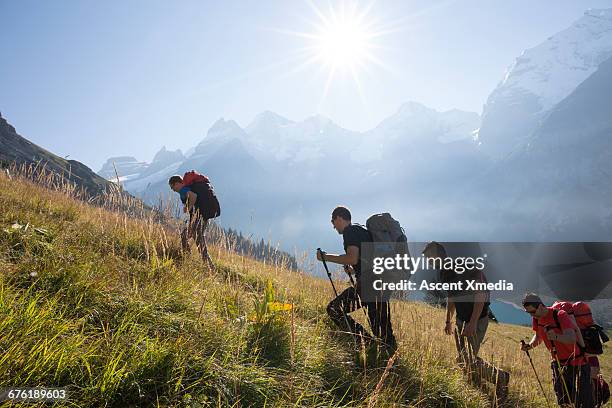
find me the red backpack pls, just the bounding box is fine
[572,302,595,328]
[181,170,220,219]
[551,301,608,355]
[183,170,210,186]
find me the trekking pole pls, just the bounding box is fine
[545,327,573,406]
[317,248,358,347]
[318,248,339,297]
[521,340,552,408]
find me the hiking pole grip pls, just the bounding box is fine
[317,248,328,268]
[520,340,531,357]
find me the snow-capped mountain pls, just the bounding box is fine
[150,147,184,169]
[501,54,612,240]
[98,147,184,193]
[95,8,612,250]
[373,102,479,143]
[97,101,482,248]
[478,8,612,158]
[98,156,148,181]
[245,111,363,165]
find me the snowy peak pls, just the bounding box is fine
[494,8,612,112]
[151,146,184,165]
[375,101,479,143]
[478,8,612,159]
[246,111,293,133]
[195,118,248,155]
[98,156,148,179]
[396,101,437,117]
[207,118,246,140]
[584,8,612,20]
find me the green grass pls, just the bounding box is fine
[1,171,586,407]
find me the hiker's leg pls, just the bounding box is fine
[326,286,367,337]
[180,227,191,254]
[468,315,488,356]
[366,299,396,347]
[552,362,573,406]
[566,365,579,406]
[193,218,214,270]
[575,363,593,408]
[455,320,471,365]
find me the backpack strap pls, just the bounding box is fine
[552,309,560,329]
[552,309,587,357]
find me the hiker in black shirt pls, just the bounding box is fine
[422,241,509,400]
[316,206,396,349]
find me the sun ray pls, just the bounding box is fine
[318,62,337,112]
[305,0,332,28]
[271,0,405,109]
[349,63,369,113]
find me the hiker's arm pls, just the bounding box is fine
[462,292,485,337]
[317,246,359,266]
[445,298,455,335]
[546,327,576,344]
[526,333,542,349]
[185,191,197,211]
[569,315,586,347]
[469,293,486,324]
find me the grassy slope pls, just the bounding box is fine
[0,172,609,407]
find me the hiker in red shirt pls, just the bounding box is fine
[521,293,593,407]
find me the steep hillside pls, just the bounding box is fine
[0,112,116,196]
[1,172,609,407]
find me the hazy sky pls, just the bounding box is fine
[2,0,612,170]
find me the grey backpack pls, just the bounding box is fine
[366,213,408,247]
[365,213,411,298]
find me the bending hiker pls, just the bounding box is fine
[169,171,220,271]
[521,293,593,408]
[422,241,509,400]
[551,300,611,407]
[317,206,397,350]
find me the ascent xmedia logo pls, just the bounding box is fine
[359,242,612,303]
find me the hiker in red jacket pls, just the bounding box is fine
[521,293,593,407]
[169,172,220,271]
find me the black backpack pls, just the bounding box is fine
[190,181,221,219]
[581,324,609,355]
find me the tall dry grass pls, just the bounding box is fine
[0,167,609,407]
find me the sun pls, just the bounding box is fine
[269,1,396,108]
[313,12,373,70]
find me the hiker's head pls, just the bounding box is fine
[331,206,351,234]
[422,242,454,281]
[522,293,547,318]
[422,241,447,259]
[168,175,184,192]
